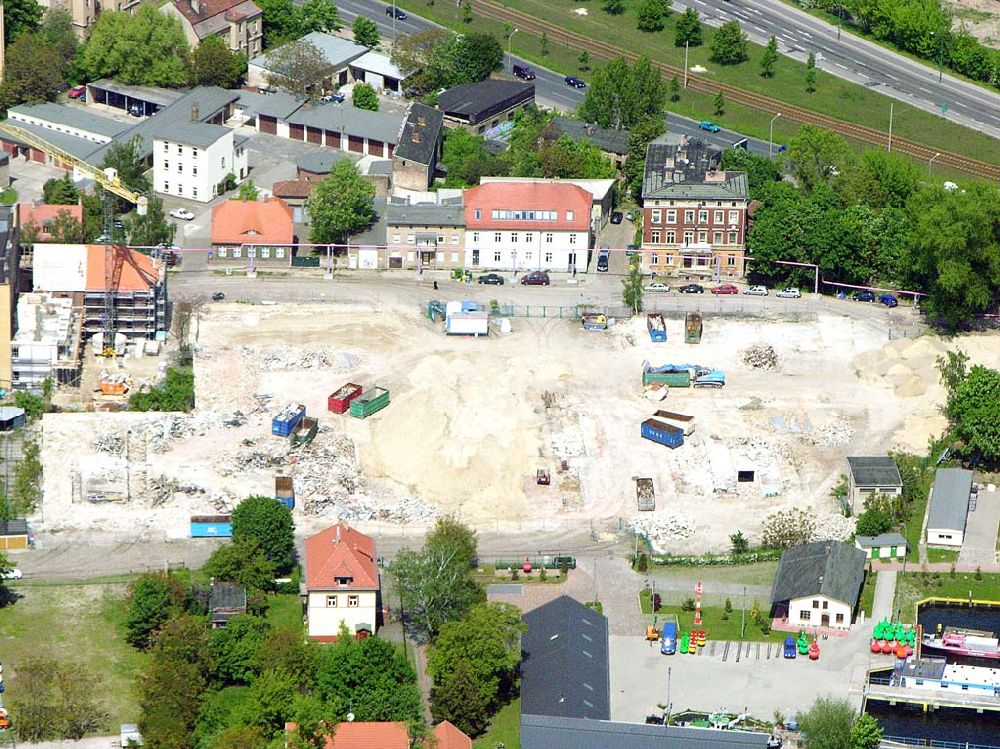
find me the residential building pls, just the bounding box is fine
[304,523,380,641]
[437,79,535,134]
[546,117,629,169]
[464,181,591,273]
[521,595,610,721]
[10,294,82,391]
[393,103,444,191]
[164,0,263,57]
[209,581,247,628]
[306,720,469,749]
[344,198,387,268]
[855,532,908,561]
[271,180,315,224]
[927,468,973,547]
[846,456,903,514]
[521,715,770,749]
[0,206,20,392]
[770,540,867,629]
[385,200,464,270]
[34,0,95,38]
[210,197,295,268]
[641,135,749,279]
[18,203,85,247]
[480,177,615,231]
[153,121,248,203]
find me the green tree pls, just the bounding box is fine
[937,350,970,406]
[806,52,818,92]
[442,128,505,186]
[257,0,303,48]
[4,0,43,42]
[720,148,782,199]
[79,6,189,87]
[541,31,549,56]
[125,572,188,649]
[8,438,42,519]
[714,90,725,116]
[622,261,644,313]
[254,626,317,688]
[299,0,341,33]
[0,33,64,111]
[38,9,80,76]
[674,7,702,47]
[393,30,501,89]
[204,537,276,592]
[850,714,883,749]
[835,149,921,210]
[427,516,479,569]
[711,20,748,64]
[430,662,491,737]
[353,82,379,111]
[578,55,667,130]
[947,365,1000,464]
[602,0,625,14]
[760,36,778,77]
[48,209,86,243]
[210,614,271,685]
[308,161,376,245]
[669,75,681,101]
[353,15,380,48]
[578,50,590,71]
[231,495,295,573]
[237,179,261,201]
[214,725,269,749]
[855,506,893,536]
[798,697,855,749]
[127,196,176,247]
[8,658,109,741]
[129,365,194,412]
[730,530,749,554]
[189,35,247,88]
[782,124,853,193]
[43,175,80,205]
[624,117,666,202]
[245,667,300,737]
[535,136,616,179]
[101,136,151,196]
[762,507,816,548]
[461,0,473,23]
[264,39,335,100]
[637,0,670,32]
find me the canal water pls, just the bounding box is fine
[865,602,1000,747]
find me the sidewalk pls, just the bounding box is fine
[870,560,1000,574]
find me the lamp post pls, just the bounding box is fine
[836,1,842,41]
[768,112,781,159]
[930,31,943,83]
[507,28,519,73]
[684,41,690,88]
[392,1,398,48]
[928,152,941,175]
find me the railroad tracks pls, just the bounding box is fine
[470,0,1000,180]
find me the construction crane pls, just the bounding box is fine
[0,121,148,355]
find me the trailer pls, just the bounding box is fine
[641,417,685,449]
[685,312,703,343]
[272,404,306,436]
[652,410,695,436]
[190,515,233,538]
[445,301,489,336]
[581,313,608,331]
[275,476,295,511]
[636,477,655,511]
[350,387,390,418]
[328,383,363,414]
[647,313,667,342]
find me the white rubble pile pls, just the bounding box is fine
[801,421,854,447]
[741,344,780,370]
[629,511,696,554]
[239,346,360,372]
[812,512,856,542]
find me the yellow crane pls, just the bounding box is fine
[0,121,149,355]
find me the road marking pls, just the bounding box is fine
[884,72,899,81]
[753,25,767,33]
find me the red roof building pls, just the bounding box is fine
[210,197,295,268]
[163,0,263,58]
[287,720,471,749]
[304,524,380,641]
[18,203,84,244]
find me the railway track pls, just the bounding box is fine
[469,0,1000,180]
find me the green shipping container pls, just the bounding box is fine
[642,371,691,387]
[350,387,390,418]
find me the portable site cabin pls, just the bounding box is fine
[445,301,489,336]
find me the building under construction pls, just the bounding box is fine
[10,293,83,390]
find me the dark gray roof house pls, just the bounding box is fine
[847,456,903,489]
[770,540,866,609]
[394,103,443,168]
[385,201,464,227]
[927,468,973,534]
[438,79,535,128]
[521,595,610,721]
[549,117,629,156]
[521,715,770,749]
[209,582,247,628]
[642,137,747,202]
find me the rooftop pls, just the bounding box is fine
[322,721,408,749]
[8,102,132,140]
[18,203,84,240]
[211,198,295,246]
[464,182,593,231]
[296,148,353,175]
[438,79,535,123]
[901,657,948,681]
[855,532,908,549]
[351,50,405,80]
[479,176,615,202]
[847,456,903,487]
[927,468,973,532]
[236,89,305,120]
[88,79,186,108]
[251,31,367,72]
[209,582,247,622]
[304,523,378,591]
[430,722,471,749]
[642,138,748,201]
[0,519,28,536]
[272,179,315,199]
[350,197,387,246]
[770,540,866,608]
[548,117,629,155]
[386,201,464,227]
[285,104,403,145]
[155,120,232,148]
[171,0,262,40]
[393,102,443,166]
[520,715,770,749]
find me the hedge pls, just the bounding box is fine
[650,548,784,566]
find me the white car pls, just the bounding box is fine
[1,567,22,580]
[644,282,671,293]
[743,285,769,296]
[776,287,801,298]
[169,208,195,221]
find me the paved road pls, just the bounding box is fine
[958,486,1000,567]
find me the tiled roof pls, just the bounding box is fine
[770,540,866,608]
[429,722,471,749]
[464,182,592,231]
[393,103,443,166]
[272,180,315,199]
[324,722,408,749]
[305,524,378,591]
[18,204,84,239]
[172,0,261,40]
[211,198,294,246]
[386,201,463,228]
[86,245,159,292]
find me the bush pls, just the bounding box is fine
[680,597,696,612]
[730,531,750,554]
[130,365,194,412]
[636,552,649,572]
[650,548,784,566]
[724,597,733,614]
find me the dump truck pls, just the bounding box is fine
[652,410,695,436]
[642,362,726,388]
[581,313,608,331]
[647,313,667,342]
[350,387,390,418]
[685,312,703,343]
[636,477,655,511]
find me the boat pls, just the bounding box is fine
[922,626,1000,659]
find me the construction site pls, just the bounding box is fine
[35,301,1000,551]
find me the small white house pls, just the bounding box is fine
[846,456,903,514]
[854,532,907,560]
[927,468,973,547]
[771,540,866,630]
[304,523,380,641]
[153,122,248,203]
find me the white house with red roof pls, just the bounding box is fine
[304,523,380,641]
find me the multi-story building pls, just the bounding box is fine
[153,122,248,203]
[10,294,83,391]
[164,0,263,58]
[210,197,295,269]
[0,206,20,391]
[463,181,591,273]
[640,135,749,280]
[304,523,381,642]
[385,200,464,271]
[392,103,444,191]
[34,0,96,39]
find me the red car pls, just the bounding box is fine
[711,284,739,295]
[68,85,86,99]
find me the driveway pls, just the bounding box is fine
[7,156,64,204]
[959,485,1000,566]
[594,217,638,276]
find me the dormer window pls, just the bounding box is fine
[335,576,352,586]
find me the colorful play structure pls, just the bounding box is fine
[870,620,917,657]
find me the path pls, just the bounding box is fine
[871,570,897,622]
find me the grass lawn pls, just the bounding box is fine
[264,592,303,630]
[0,187,17,204]
[396,0,1000,168]
[927,548,960,564]
[674,605,786,644]
[859,572,877,618]
[0,582,147,732]
[473,698,520,749]
[646,561,779,587]
[895,571,1000,623]
[471,564,567,586]
[903,492,927,553]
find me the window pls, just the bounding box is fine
[651,253,659,266]
[475,209,481,220]
[713,232,722,244]
[163,181,169,191]
[437,235,445,243]
[177,145,183,155]
[714,210,724,223]
[247,248,256,258]
[472,232,480,243]
[812,600,820,609]
[666,254,675,265]
[494,232,502,243]
[392,234,401,244]
[258,247,268,259]
[217,248,227,258]
[651,209,662,224]
[193,166,198,176]
[221,157,226,168]
[493,251,501,263]
[665,230,676,243]
[698,231,707,243]
[651,230,661,244]
[163,142,169,152]
[525,233,533,243]
[193,187,198,199]
[569,234,576,244]
[525,252,532,261]
[233,247,242,258]
[435,252,443,262]
[822,600,829,610]
[684,210,695,223]
[836,613,844,623]
[164,161,169,171]
[800,610,811,621]
[683,231,694,245]
[326,595,338,607]
[451,235,459,244]
[511,233,518,243]
[178,185,183,196]
[728,210,739,224]
[348,595,359,607]
[566,210,574,221]
[451,252,458,262]
[728,232,738,244]
[545,233,553,243]
[276,248,285,258]
[698,210,708,223]
[544,252,552,263]
[177,164,182,173]
[192,149,198,159]
[727,255,735,266]
[406,234,415,244]
[666,210,676,223]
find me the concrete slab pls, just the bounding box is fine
[959,486,1000,566]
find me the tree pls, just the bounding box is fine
[392,30,501,90]
[855,506,892,536]
[430,662,491,737]
[835,149,921,210]
[189,35,247,88]
[622,261,644,313]
[127,196,176,248]
[533,136,616,180]
[245,667,300,737]
[637,0,669,32]
[624,117,666,201]
[760,36,778,77]
[602,0,625,15]
[730,531,749,554]
[214,725,269,749]
[461,0,473,23]
[38,9,80,76]
[427,516,479,569]
[947,365,1000,465]
[782,124,853,193]
[257,0,304,48]
[9,658,109,741]
[806,52,818,92]
[129,365,194,412]
[850,714,883,749]
[79,6,189,87]
[441,128,505,186]
[43,175,80,205]
[578,50,590,71]
[937,350,970,406]
[669,75,681,101]
[798,697,855,749]
[674,7,703,47]
[101,136,151,196]
[237,179,261,201]
[204,537,277,592]
[265,40,336,100]
[125,572,187,649]
[4,0,43,42]
[714,90,725,116]
[720,149,781,199]
[255,626,317,688]
[210,614,271,684]
[353,82,379,111]
[710,20,748,65]
[48,209,86,243]
[353,16,380,48]
[7,438,42,520]
[299,0,341,33]
[761,507,816,548]
[308,161,376,245]
[578,56,667,130]
[231,495,295,573]
[0,33,64,111]
[541,31,550,56]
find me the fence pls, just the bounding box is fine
[883,736,1000,749]
[496,303,633,319]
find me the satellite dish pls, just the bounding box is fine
[346,713,355,722]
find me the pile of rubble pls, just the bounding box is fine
[147,414,218,452]
[741,344,780,370]
[146,474,212,508]
[239,346,360,372]
[629,510,696,554]
[219,441,288,475]
[812,512,856,542]
[801,421,854,447]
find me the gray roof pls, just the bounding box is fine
[2,120,101,162]
[286,105,403,144]
[550,117,629,155]
[438,79,534,124]
[296,148,352,175]
[927,468,973,532]
[770,540,866,608]
[520,715,770,749]
[855,532,907,548]
[349,197,386,246]
[155,120,231,148]
[642,140,748,201]
[9,102,132,140]
[209,582,247,615]
[386,202,463,227]
[0,519,28,536]
[393,103,443,166]
[250,31,367,72]
[236,90,305,120]
[88,79,186,108]
[847,456,903,488]
[900,657,947,682]
[521,596,610,721]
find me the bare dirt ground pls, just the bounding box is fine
[34,302,1000,554]
[947,0,1000,48]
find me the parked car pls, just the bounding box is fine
[564,76,587,89]
[212,292,225,301]
[626,243,639,257]
[776,287,801,298]
[520,271,550,285]
[853,290,875,302]
[678,283,704,294]
[596,247,610,272]
[743,285,769,296]
[128,104,143,117]
[513,64,536,80]
[68,84,86,99]
[478,273,504,285]
[320,93,346,103]
[879,293,899,308]
[783,636,797,659]
[699,120,721,133]
[644,282,671,293]
[385,6,407,18]
[0,567,22,580]
[767,736,783,749]
[610,211,623,224]
[170,208,195,221]
[711,284,739,295]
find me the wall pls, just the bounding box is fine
[393,156,432,191]
[927,529,963,547]
[464,229,586,272]
[787,595,852,629]
[0,282,12,390]
[33,244,88,292]
[307,589,378,639]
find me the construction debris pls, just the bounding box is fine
[239,346,360,372]
[629,511,696,554]
[741,344,779,370]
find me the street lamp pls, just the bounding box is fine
[768,113,781,159]
[507,28,519,74]
[928,152,941,175]
[930,31,944,83]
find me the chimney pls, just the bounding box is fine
[412,131,421,143]
[335,525,341,544]
[191,105,199,123]
[417,116,426,127]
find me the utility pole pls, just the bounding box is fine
[665,667,672,724]
[928,152,940,175]
[740,585,747,639]
[683,41,689,88]
[507,28,518,73]
[768,112,781,159]
[0,3,6,84]
[887,102,893,152]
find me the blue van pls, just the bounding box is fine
[660,620,678,654]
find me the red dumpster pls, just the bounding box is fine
[328,383,363,414]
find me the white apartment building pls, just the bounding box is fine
[153,122,248,203]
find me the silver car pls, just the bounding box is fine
[743,285,769,296]
[776,287,801,298]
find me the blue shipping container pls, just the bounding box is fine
[641,418,684,449]
[190,515,233,537]
[272,404,306,436]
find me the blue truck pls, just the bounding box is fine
[641,418,684,449]
[660,616,679,654]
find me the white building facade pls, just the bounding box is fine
[787,594,853,630]
[153,123,248,203]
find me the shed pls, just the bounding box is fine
[846,456,903,512]
[927,468,973,547]
[0,519,30,550]
[209,581,248,628]
[854,532,907,560]
[0,407,26,431]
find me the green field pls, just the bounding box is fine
[895,571,1000,622]
[473,698,520,749]
[926,548,960,563]
[859,572,877,618]
[395,0,1000,170]
[646,561,779,587]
